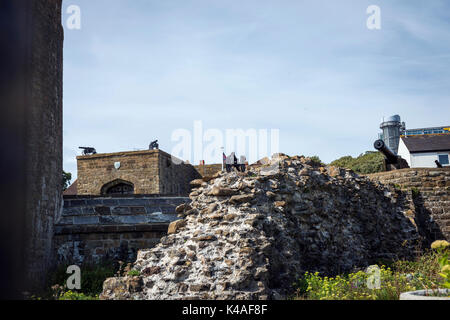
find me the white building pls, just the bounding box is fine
[398,134,450,168]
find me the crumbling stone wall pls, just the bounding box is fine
[367,168,450,242]
[194,164,223,179]
[77,150,201,196]
[101,155,419,300]
[54,196,189,264]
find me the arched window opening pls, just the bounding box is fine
[101,179,134,195]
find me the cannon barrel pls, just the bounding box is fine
[78,147,97,155]
[374,139,409,171]
[374,139,397,162]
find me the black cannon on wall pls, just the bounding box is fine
[79,147,97,156]
[374,139,410,171]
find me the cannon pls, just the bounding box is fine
[149,140,159,150]
[79,147,97,156]
[374,139,409,171]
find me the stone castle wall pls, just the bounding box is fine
[77,150,201,196]
[77,150,160,195]
[54,196,189,265]
[0,0,64,296]
[26,0,64,289]
[158,152,202,195]
[367,168,450,242]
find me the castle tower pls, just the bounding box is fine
[0,0,63,297]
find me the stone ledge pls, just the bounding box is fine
[54,223,169,235]
[63,195,190,200]
[366,168,450,179]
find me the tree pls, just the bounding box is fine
[330,151,384,174]
[309,156,324,166]
[63,171,72,191]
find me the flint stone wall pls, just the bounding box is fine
[54,196,189,264]
[100,155,419,300]
[367,168,450,242]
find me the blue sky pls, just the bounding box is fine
[62,0,450,178]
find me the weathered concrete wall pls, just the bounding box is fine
[54,196,189,264]
[25,0,63,290]
[367,168,450,242]
[77,150,201,196]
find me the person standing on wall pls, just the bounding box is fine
[239,155,247,172]
[222,152,227,172]
[225,153,233,173]
[233,152,240,172]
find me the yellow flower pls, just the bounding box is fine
[431,240,450,250]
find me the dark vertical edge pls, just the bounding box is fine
[0,0,31,299]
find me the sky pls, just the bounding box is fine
[62,0,450,179]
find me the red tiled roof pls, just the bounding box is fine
[63,179,78,195]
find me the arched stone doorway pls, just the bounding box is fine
[101,179,134,195]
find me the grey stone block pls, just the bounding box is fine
[73,216,99,225]
[95,206,111,215]
[81,207,95,215]
[63,207,82,216]
[56,216,74,225]
[111,206,130,215]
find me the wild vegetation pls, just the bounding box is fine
[62,170,72,191]
[330,151,384,174]
[293,241,449,300]
[35,261,135,300]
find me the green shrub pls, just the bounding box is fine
[128,270,140,277]
[295,267,415,300]
[58,290,99,300]
[294,251,445,300]
[431,240,450,289]
[392,249,442,290]
[309,156,324,166]
[330,151,384,174]
[411,187,420,199]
